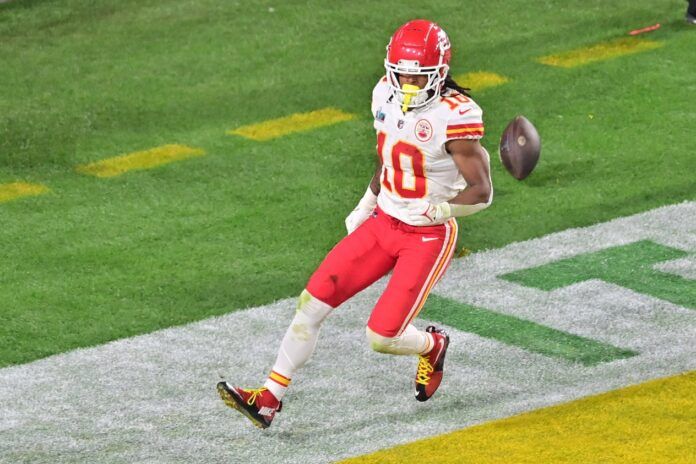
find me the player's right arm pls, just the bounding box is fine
[345,156,381,234]
[344,78,389,234]
[405,93,492,225]
[368,157,382,196]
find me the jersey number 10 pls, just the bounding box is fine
[377,132,427,199]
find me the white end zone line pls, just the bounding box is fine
[0,201,694,463]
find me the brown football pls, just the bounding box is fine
[498,116,541,180]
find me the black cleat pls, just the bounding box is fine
[415,326,450,402]
[216,382,282,429]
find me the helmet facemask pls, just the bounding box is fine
[384,59,449,111]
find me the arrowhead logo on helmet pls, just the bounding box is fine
[385,20,451,111]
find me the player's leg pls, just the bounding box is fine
[366,218,458,401]
[367,218,457,344]
[217,288,336,429]
[304,216,397,309]
[365,323,432,355]
[259,289,334,400]
[263,218,396,396]
[219,216,396,427]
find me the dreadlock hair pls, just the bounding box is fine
[443,74,472,98]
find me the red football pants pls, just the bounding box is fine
[306,207,458,337]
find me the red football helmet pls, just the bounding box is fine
[385,20,451,110]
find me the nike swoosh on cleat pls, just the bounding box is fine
[436,339,445,356]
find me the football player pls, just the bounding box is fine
[218,19,493,429]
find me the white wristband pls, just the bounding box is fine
[437,192,492,219]
[445,201,490,217]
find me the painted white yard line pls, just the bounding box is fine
[0,202,694,463]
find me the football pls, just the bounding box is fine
[498,116,541,180]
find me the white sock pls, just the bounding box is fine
[263,290,333,400]
[366,324,433,355]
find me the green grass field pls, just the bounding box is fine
[1,0,694,367]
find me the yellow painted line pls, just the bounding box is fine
[76,144,205,178]
[0,182,49,203]
[338,371,696,464]
[228,107,356,141]
[538,38,663,68]
[453,71,509,91]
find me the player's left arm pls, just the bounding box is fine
[406,138,492,224]
[445,138,492,210]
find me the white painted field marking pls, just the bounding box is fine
[0,202,694,463]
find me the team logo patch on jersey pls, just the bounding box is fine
[415,119,433,142]
[375,107,386,123]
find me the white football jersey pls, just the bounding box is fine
[371,77,486,225]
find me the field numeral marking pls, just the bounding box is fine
[422,294,636,366]
[501,240,694,309]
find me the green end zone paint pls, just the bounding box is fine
[501,240,695,309]
[422,295,637,366]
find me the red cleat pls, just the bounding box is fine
[216,382,282,429]
[415,326,450,402]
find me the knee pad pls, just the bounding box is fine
[366,326,400,354]
[287,290,333,344]
[295,289,333,327]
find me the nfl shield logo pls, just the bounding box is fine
[397,119,405,130]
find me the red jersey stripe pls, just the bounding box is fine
[446,123,484,130]
[446,129,485,136]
